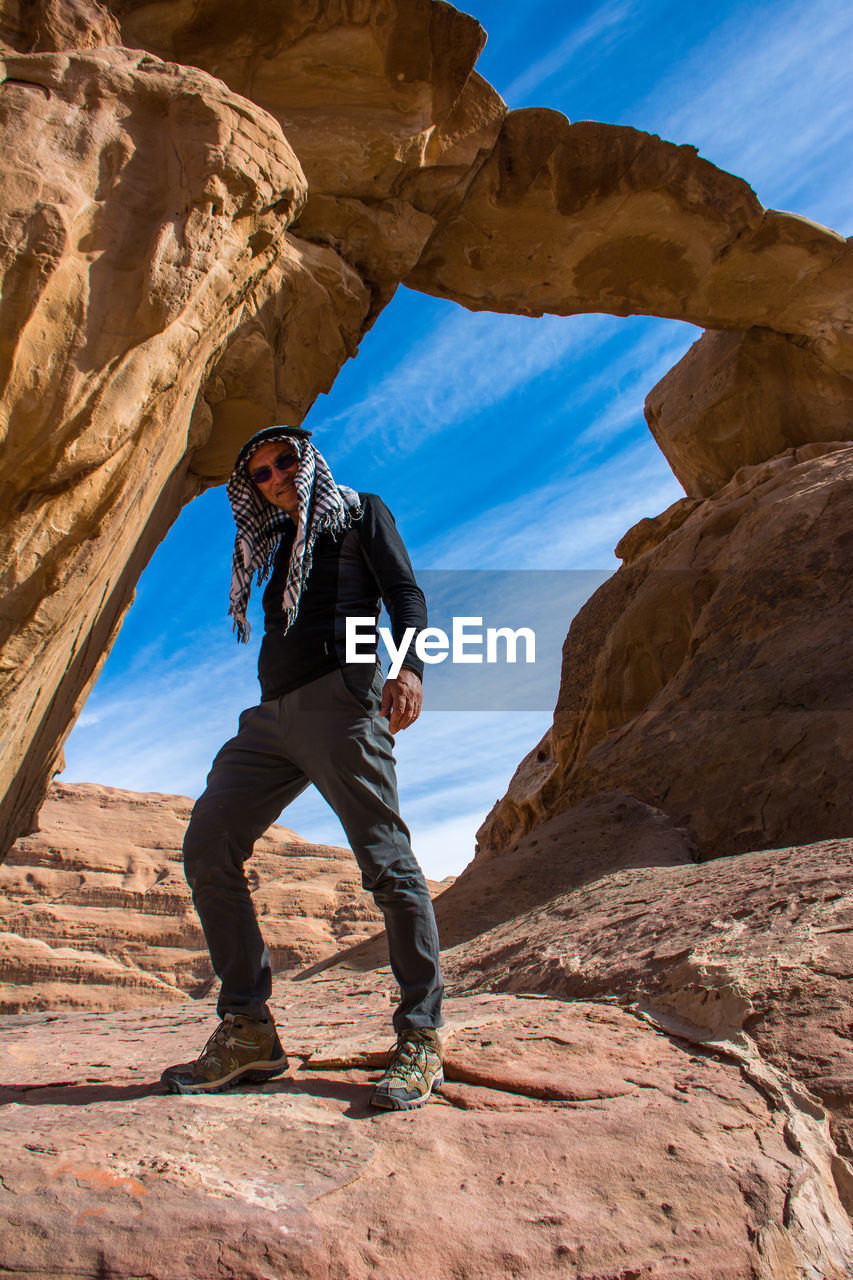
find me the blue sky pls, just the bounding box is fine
[62,0,853,878]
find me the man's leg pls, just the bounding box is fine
[285,668,444,1034]
[183,700,309,1021]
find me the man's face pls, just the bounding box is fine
[247,440,300,510]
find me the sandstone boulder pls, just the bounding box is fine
[645,327,853,497]
[477,442,853,863]
[187,234,370,481]
[112,0,508,316]
[0,0,120,51]
[425,790,697,948]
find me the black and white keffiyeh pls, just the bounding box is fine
[226,427,362,642]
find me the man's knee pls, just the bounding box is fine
[182,796,249,890]
[367,858,430,906]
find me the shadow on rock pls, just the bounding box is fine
[260,1071,378,1118]
[0,1079,166,1106]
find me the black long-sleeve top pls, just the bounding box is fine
[258,492,427,702]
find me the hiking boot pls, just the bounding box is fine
[161,1013,289,1094]
[370,1027,444,1110]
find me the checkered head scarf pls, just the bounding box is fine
[226,426,362,642]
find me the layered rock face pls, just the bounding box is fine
[0,780,415,1011]
[0,0,120,51]
[0,0,851,862]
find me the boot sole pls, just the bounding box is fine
[370,1068,444,1110]
[161,1055,289,1095]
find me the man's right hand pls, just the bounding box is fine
[380,667,422,734]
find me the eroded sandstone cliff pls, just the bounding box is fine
[476,442,853,863]
[0,34,369,857]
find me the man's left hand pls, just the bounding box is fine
[380,667,422,734]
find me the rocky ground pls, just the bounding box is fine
[1,821,851,1278]
[1,978,850,1280]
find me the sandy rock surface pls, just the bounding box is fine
[442,835,853,1162]
[111,0,506,318]
[1,976,852,1279]
[319,812,853,1171]
[0,791,850,1276]
[0,781,448,1012]
[478,442,853,864]
[0,0,120,51]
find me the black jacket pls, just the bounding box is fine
[258,492,427,702]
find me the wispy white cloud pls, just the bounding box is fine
[637,1,853,230]
[418,434,684,570]
[323,306,700,483]
[62,639,259,798]
[503,0,640,104]
[411,810,497,881]
[572,322,699,450]
[395,708,553,876]
[321,311,615,458]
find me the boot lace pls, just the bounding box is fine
[383,1033,435,1088]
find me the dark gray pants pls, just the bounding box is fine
[183,664,444,1032]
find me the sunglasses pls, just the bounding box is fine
[249,451,300,486]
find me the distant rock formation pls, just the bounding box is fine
[0,780,423,1011]
[0,0,850,860]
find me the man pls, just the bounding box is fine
[161,425,444,1109]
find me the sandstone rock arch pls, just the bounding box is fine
[0,0,850,856]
